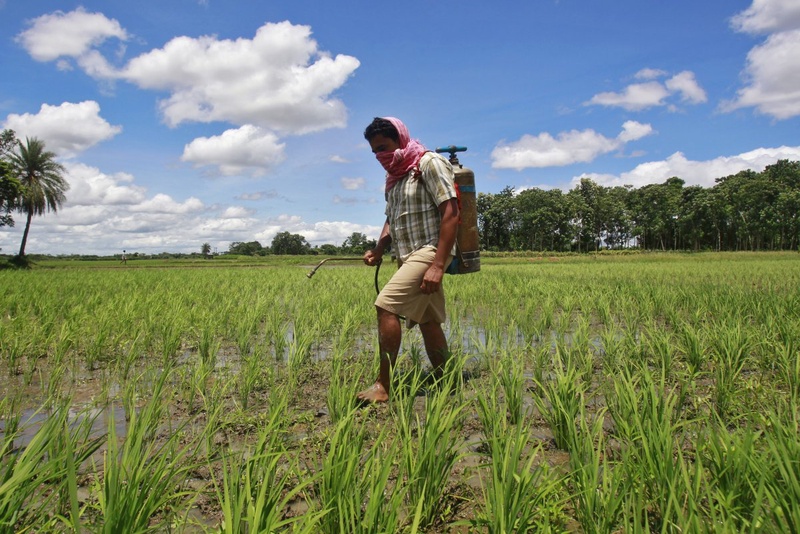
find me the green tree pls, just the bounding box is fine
[478,186,517,251]
[1,130,22,228]
[341,232,376,254]
[8,137,69,257]
[228,241,266,256]
[317,243,339,256]
[514,188,571,251]
[201,242,212,258]
[271,232,310,255]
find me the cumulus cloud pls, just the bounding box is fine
[341,177,365,190]
[574,145,800,189]
[491,121,654,170]
[128,193,204,214]
[16,10,360,136]
[181,125,286,176]
[586,71,707,111]
[723,1,800,119]
[3,101,122,157]
[253,217,381,246]
[62,162,146,206]
[120,21,360,133]
[730,0,800,34]
[15,7,128,63]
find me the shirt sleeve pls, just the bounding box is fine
[420,152,457,207]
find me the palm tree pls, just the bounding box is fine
[201,242,212,258]
[8,137,69,257]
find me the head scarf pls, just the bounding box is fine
[376,117,428,193]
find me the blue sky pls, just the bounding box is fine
[1,0,799,255]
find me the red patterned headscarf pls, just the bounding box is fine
[376,117,428,193]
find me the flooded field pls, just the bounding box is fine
[1,252,799,532]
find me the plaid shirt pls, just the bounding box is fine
[385,152,457,261]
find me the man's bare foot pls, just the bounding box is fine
[356,382,389,403]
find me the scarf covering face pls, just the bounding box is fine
[377,117,428,193]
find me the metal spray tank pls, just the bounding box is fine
[435,145,480,274]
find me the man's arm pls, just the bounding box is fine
[364,219,391,266]
[421,197,459,294]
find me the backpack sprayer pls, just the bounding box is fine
[436,145,480,275]
[307,144,479,289]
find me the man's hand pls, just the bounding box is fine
[364,248,383,266]
[421,263,444,294]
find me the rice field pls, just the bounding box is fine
[1,252,798,532]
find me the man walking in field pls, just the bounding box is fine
[358,117,459,403]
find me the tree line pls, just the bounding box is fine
[226,231,376,256]
[478,160,800,252]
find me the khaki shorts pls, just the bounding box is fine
[375,247,451,327]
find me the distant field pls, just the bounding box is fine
[1,252,798,532]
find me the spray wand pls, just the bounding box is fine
[306,256,383,294]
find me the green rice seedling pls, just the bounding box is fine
[235,309,260,358]
[492,350,525,425]
[287,321,316,379]
[700,425,767,531]
[389,361,426,432]
[316,409,404,534]
[568,406,625,534]
[710,320,754,420]
[609,366,692,529]
[214,393,321,534]
[762,411,800,533]
[470,404,565,533]
[771,326,800,403]
[678,321,706,377]
[395,378,467,528]
[326,353,365,424]
[531,348,584,452]
[236,344,266,410]
[198,323,220,371]
[92,369,203,532]
[1,336,28,376]
[644,328,676,379]
[0,400,103,532]
[331,306,363,355]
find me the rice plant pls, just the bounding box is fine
[531,347,585,452]
[567,406,625,534]
[92,368,203,532]
[470,413,564,533]
[395,372,467,528]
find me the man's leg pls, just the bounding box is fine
[419,320,449,375]
[357,306,401,403]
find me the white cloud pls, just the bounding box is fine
[723,1,800,119]
[181,125,286,176]
[120,21,360,134]
[586,70,707,111]
[587,81,669,111]
[723,29,800,119]
[129,193,205,214]
[664,71,708,104]
[15,7,128,63]
[634,68,667,80]
[63,162,146,206]
[220,206,252,218]
[3,101,122,157]
[256,218,381,246]
[575,145,800,189]
[236,190,281,201]
[730,0,800,34]
[491,121,655,170]
[617,121,655,143]
[341,177,365,190]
